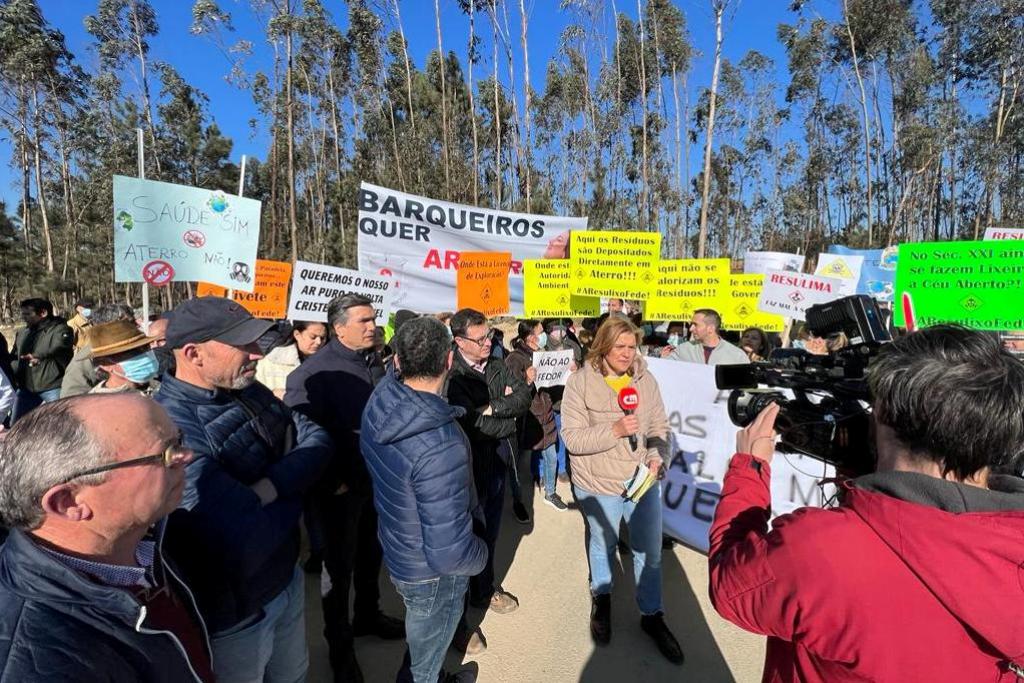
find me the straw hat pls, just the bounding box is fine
[89,320,156,359]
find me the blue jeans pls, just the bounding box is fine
[574,483,663,615]
[536,443,558,496]
[554,412,567,475]
[11,388,60,423]
[210,566,309,683]
[393,574,470,683]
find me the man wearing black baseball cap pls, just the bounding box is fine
[154,297,332,682]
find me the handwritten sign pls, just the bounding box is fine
[532,349,574,388]
[644,259,729,320]
[197,259,293,319]
[456,251,512,317]
[743,250,805,276]
[570,231,660,299]
[286,261,394,325]
[113,175,261,291]
[757,270,844,321]
[522,260,600,318]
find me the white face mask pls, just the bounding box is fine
[81,308,92,318]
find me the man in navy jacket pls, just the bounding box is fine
[361,316,486,683]
[155,297,331,683]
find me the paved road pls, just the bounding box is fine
[305,472,765,683]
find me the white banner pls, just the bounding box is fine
[356,183,588,315]
[286,261,394,325]
[532,349,574,388]
[743,250,805,276]
[757,270,844,321]
[647,358,835,552]
[814,253,864,297]
[984,227,1024,240]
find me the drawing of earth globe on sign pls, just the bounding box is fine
[207,191,230,214]
[116,210,134,232]
[879,245,898,271]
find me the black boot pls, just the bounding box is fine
[640,612,684,665]
[323,592,364,683]
[590,593,611,645]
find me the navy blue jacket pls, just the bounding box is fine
[285,338,384,494]
[360,374,487,583]
[0,528,210,682]
[154,373,331,632]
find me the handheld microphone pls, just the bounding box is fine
[617,386,640,451]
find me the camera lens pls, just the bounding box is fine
[727,390,786,427]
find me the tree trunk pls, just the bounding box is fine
[468,0,480,204]
[284,5,299,263]
[842,0,873,245]
[491,0,502,207]
[636,0,650,228]
[697,3,724,258]
[435,0,451,197]
[519,0,533,212]
[31,90,54,274]
[129,0,161,176]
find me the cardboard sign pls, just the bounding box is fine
[894,240,1024,330]
[113,175,261,291]
[532,349,575,388]
[720,275,786,332]
[644,259,729,320]
[569,231,660,300]
[456,251,512,317]
[757,270,844,321]
[197,259,293,319]
[815,253,864,297]
[984,228,1024,241]
[827,245,898,301]
[522,260,600,318]
[743,250,805,276]
[286,261,394,325]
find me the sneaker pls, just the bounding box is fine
[488,587,519,614]
[640,612,685,665]
[544,493,568,511]
[451,626,487,655]
[512,498,531,524]
[443,669,478,683]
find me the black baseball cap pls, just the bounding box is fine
[165,296,274,349]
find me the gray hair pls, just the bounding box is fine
[327,293,373,329]
[92,303,135,325]
[0,398,112,529]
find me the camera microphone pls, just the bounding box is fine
[617,387,640,451]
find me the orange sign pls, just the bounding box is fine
[196,259,293,319]
[456,252,512,318]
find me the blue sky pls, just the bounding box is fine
[1,0,841,211]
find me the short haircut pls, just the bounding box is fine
[92,303,135,325]
[327,294,373,329]
[0,398,112,529]
[517,319,541,341]
[20,298,53,316]
[450,308,486,338]
[869,325,1024,479]
[586,316,642,373]
[694,309,722,331]
[393,317,451,380]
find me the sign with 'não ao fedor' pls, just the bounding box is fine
[531,349,575,388]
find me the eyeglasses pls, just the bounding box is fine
[61,434,191,484]
[458,329,495,346]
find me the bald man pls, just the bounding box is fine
[0,395,213,682]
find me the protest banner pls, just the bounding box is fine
[456,251,511,317]
[569,231,661,300]
[644,259,729,320]
[197,259,292,319]
[356,182,587,314]
[646,359,835,552]
[522,260,600,318]
[815,253,864,297]
[113,175,261,291]
[532,349,574,388]
[286,261,394,325]
[827,245,898,301]
[757,270,844,321]
[720,275,786,332]
[742,250,805,276]
[984,227,1024,240]
[893,240,1024,330]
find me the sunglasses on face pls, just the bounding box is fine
[60,434,191,484]
[458,329,495,346]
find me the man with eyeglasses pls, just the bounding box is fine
[445,308,533,655]
[154,296,331,683]
[0,394,214,681]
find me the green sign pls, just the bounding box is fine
[894,240,1024,330]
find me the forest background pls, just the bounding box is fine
[0,0,1021,317]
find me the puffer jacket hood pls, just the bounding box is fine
[366,372,466,445]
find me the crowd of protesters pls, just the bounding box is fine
[1,291,1023,683]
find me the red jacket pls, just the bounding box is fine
[709,452,1024,682]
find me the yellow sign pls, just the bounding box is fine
[569,231,660,299]
[644,258,730,320]
[196,259,293,319]
[816,256,855,279]
[721,274,786,332]
[523,260,600,318]
[456,251,512,318]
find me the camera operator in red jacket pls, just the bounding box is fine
[709,324,1024,682]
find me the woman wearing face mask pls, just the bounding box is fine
[505,320,568,511]
[86,320,161,395]
[255,320,329,399]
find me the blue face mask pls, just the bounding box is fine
[113,350,160,384]
[792,340,806,350]
[81,308,92,319]
[535,332,548,349]
[668,334,680,347]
